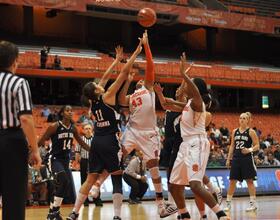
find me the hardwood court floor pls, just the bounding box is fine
[2,196,280,220]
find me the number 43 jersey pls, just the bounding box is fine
[128,86,156,130]
[233,128,253,159]
[50,121,74,160]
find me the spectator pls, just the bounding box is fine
[254,155,265,166]
[41,105,51,118]
[123,150,148,204]
[219,121,229,139]
[264,152,280,166]
[40,46,50,69]
[27,165,48,206]
[274,144,280,161]
[207,154,222,167]
[54,55,62,70]
[47,109,59,122]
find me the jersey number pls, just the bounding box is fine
[235,141,245,149]
[132,97,142,108]
[95,109,104,121]
[63,139,71,150]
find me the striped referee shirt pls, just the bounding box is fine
[75,135,92,159]
[0,72,33,129]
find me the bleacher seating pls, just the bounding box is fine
[33,106,280,142]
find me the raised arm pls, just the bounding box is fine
[180,53,202,112]
[98,46,123,88]
[142,30,155,91]
[103,39,142,105]
[154,83,185,112]
[118,72,135,107]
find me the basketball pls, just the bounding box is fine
[137,8,157,27]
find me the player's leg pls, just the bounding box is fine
[244,157,257,211]
[187,137,229,220]
[169,144,191,220]
[47,160,70,220]
[224,158,240,212]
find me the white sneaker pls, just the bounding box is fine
[246,202,257,212]
[224,201,231,212]
[158,201,178,218]
[213,187,223,205]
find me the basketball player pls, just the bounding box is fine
[38,105,90,220]
[224,112,259,212]
[168,53,229,220]
[118,30,178,218]
[67,40,142,220]
[154,80,222,220]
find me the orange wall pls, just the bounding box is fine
[33,7,85,40]
[0,5,23,34]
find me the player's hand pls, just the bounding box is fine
[226,159,231,168]
[180,52,187,73]
[128,71,135,82]
[135,38,143,54]
[30,148,42,170]
[141,30,148,45]
[115,45,124,61]
[153,83,163,94]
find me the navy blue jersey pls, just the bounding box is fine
[233,128,253,159]
[164,111,181,138]
[49,121,74,160]
[91,96,119,136]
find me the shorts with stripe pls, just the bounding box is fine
[121,125,161,161]
[89,134,122,174]
[230,156,257,182]
[170,135,210,185]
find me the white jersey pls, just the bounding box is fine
[128,86,156,130]
[180,99,206,137]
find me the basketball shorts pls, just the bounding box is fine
[170,135,210,185]
[121,125,161,161]
[89,133,123,174]
[230,156,257,182]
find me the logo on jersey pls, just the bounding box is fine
[192,164,199,172]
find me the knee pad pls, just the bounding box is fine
[53,171,69,197]
[111,175,123,194]
[149,167,160,180]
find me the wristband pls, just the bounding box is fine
[249,148,253,153]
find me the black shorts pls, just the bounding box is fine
[48,158,70,175]
[89,134,122,174]
[160,137,175,167]
[230,156,257,182]
[169,137,182,171]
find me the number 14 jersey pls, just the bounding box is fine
[128,86,156,130]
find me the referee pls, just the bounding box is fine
[75,122,103,206]
[0,41,41,220]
